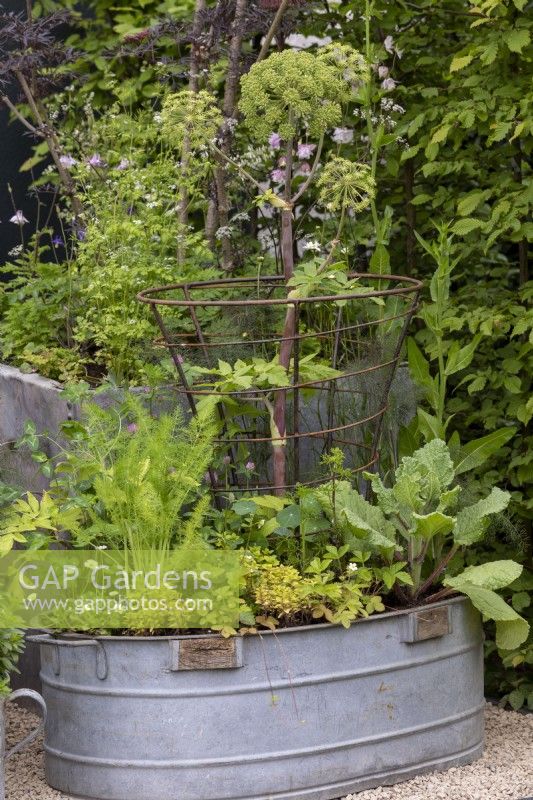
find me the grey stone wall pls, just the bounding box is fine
[0,365,73,492]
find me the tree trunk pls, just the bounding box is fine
[178,0,207,261]
[212,0,249,271]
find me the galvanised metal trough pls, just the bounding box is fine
[32,596,484,800]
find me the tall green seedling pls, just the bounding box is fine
[406,222,516,470]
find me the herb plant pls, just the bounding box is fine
[0,395,216,559]
[313,440,529,650]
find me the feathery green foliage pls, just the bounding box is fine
[60,396,216,555]
[0,395,216,558]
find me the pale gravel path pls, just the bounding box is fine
[4,703,533,800]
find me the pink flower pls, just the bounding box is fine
[116,158,130,170]
[127,423,138,434]
[381,78,397,91]
[378,66,389,79]
[383,35,402,59]
[331,128,354,144]
[88,153,104,168]
[268,132,281,149]
[222,455,231,465]
[245,461,255,471]
[297,143,316,159]
[384,35,395,54]
[299,162,311,174]
[59,155,76,168]
[271,169,285,183]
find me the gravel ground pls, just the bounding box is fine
[4,702,532,800]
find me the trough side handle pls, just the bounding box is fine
[4,689,47,760]
[26,635,108,680]
[26,634,100,647]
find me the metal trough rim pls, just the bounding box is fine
[31,595,466,643]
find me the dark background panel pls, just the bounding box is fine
[0,0,44,268]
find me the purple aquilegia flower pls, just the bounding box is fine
[59,154,77,168]
[245,461,255,472]
[127,423,138,434]
[87,153,104,168]
[331,128,354,144]
[297,143,316,160]
[76,228,86,241]
[271,168,285,183]
[381,77,397,91]
[378,65,389,79]
[116,158,130,170]
[9,210,29,225]
[52,235,64,247]
[268,132,281,149]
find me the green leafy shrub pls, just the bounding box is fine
[0,629,24,697]
[0,236,84,382]
[313,441,529,650]
[0,110,218,384]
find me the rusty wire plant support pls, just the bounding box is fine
[138,273,422,497]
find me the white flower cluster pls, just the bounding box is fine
[231,211,250,224]
[303,239,322,252]
[381,98,405,115]
[215,225,234,240]
[239,145,270,172]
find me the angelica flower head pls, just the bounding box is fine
[317,157,376,213]
[239,49,354,141]
[160,90,222,153]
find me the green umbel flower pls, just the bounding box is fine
[317,43,369,87]
[239,48,358,141]
[160,90,223,153]
[317,157,376,213]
